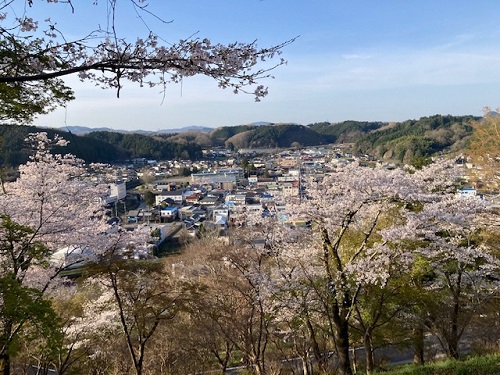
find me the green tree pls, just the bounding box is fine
[143,190,156,208]
[0,215,61,375]
[178,167,192,177]
[0,39,74,123]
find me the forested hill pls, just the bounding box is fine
[0,125,127,167]
[308,121,385,143]
[210,115,477,159]
[212,123,333,149]
[0,125,203,167]
[352,115,478,162]
[0,114,479,167]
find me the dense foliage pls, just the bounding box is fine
[209,124,258,146]
[86,131,203,161]
[210,115,476,158]
[0,125,202,168]
[309,120,384,143]
[354,115,476,162]
[0,125,127,167]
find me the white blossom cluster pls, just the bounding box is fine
[258,160,499,331]
[0,133,148,292]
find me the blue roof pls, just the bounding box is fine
[163,206,178,211]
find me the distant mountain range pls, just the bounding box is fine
[55,125,215,135]
[53,122,274,135]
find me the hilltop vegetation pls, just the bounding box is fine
[139,114,479,162]
[0,125,203,167]
[224,123,332,149]
[209,124,258,145]
[86,131,203,161]
[155,114,478,162]
[352,115,476,162]
[0,125,128,167]
[309,120,384,143]
[0,114,479,167]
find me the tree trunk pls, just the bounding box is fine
[412,325,425,365]
[305,314,328,372]
[333,313,353,375]
[253,361,264,375]
[448,297,460,359]
[363,333,374,375]
[0,354,10,375]
[300,354,312,375]
[0,319,13,375]
[444,274,462,360]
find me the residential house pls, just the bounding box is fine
[101,181,127,205]
[225,192,247,206]
[155,190,190,206]
[211,207,229,232]
[179,205,207,220]
[248,175,258,185]
[281,181,300,197]
[160,206,179,220]
[199,195,220,207]
[127,210,140,223]
[458,187,477,198]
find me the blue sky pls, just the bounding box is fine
[26,1,500,131]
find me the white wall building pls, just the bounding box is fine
[101,181,127,205]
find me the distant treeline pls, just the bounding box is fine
[0,114,479,167]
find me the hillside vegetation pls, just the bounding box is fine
[86,131,203,161]
[225,123,332,149]
[0,125,203,167]
[0,125,127,166]
[352,115,476,162]
[0,114,479,166]
[309,120,385,143]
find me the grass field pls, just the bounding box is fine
[371,353,500,375]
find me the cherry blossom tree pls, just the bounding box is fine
[0,0,294,123]
[58,280,130,374]
[264,159,489,374]
[271,163,422,375]
[0,132,111,375]
[368,159,500,361]
[0,132,156,374]
[76,245,195,375]
[207,243,275,375]
[397,195,500,359]
[11,283,91,375]
[265,225,333,373]
[348,254,415,374]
